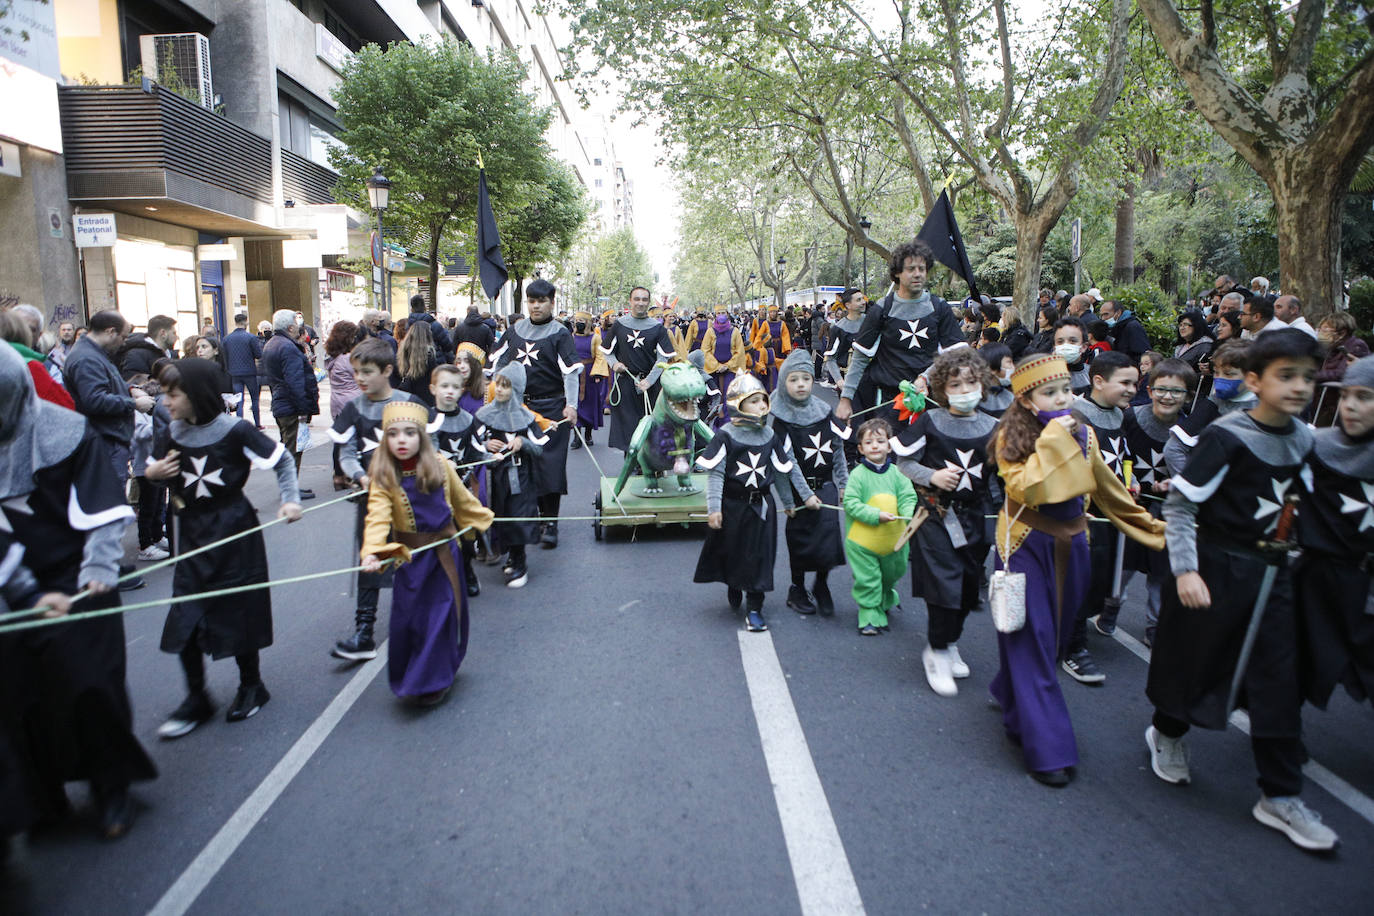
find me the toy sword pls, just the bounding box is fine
[1225,492,1300,715]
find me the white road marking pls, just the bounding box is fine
[1110,628,1374,828]
[147,645,389,916]
[738,631,865,916]
[617,599,643,612]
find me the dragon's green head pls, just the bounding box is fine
[655,359,707,424]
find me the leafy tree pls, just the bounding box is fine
[1137,0,1374,318]
[502,159,589,313]
[329,39,552,311]
[575,228,656,307]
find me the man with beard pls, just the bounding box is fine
[600,286,675,453]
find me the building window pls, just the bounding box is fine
[594,179,602,187]
[593,157,602,166]
[322,6,362,53]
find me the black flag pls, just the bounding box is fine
[476,169,508,301]
[917,189,979,301]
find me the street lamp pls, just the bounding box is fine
[859,215,872,295]
[366,166,392,313]
[776,257,786,310]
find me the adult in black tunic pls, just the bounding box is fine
[0,344,156,839]
[490,279,580,548]
[602,286,675,452]
[835,239,966,430]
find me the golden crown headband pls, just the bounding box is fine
[381,400,431,430]
[456,342,485,366]
[1011,355,1070,396]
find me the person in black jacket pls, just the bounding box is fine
[117,314,177,381]
[1100,298,1151,365]
[221,313,265,427]
[260,309,319,494]
[404,294,454,363]
[452,305,496,355]
[63,309,155,480]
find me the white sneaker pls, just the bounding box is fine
[947,644,970,679]
[137,545,171,561]
[1145,725,1191,785]
[922,646,957,697]
[1253,796,1339,851]
[154,537,170,551]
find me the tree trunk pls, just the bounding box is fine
[1272,162,1343,323]
[1113,180,1135,286]
[427,232,442,313]
[1010,213,1054,327]
[510,272,524,315]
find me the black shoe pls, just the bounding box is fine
[1061,648,1106,685]
[1031,768,1071,788]
[158,690,214,739]
[787,585,817,615]
[415,686,450,707]
[466,569,480,597]
[94,784,133,839]
[540,522,558,549]
[118,575,147,592]
[503,564,528,588]
[226,682,270,722]
[727,588,743,611]
[571,435,582,450]
[332,619,377,660]
[745,608,768,632]
[299,488,317,500]
[813,584,835,617]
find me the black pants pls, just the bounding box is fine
[136,477,166,549]
[1152,711,1303,798]
[538,493,561,521]
[353,499,379,614]
[927,605,970,650]
[791,564,830,590]
[180,631,261,690]
[1069,520,1117,653]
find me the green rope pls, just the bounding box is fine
[0,527,474,637]
[818,502,917,521]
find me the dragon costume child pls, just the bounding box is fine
[770,349,847,615]
[693,375,803,630]
[361,401,494,700]
[475,363,548,559]
[843,450,918,633]
[990,356,1163,783]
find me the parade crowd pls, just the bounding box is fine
[1,238,1371,863]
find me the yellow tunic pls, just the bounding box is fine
[361,460,494,564]
[995,421,1165,563]
[700,326,748,374]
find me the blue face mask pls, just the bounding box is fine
[1212,377,1245,399]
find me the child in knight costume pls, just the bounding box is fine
[360,401,493,706]
[821,288,865,389]
[694,374,811,633]
[770,349,845,617]
[146,360,303,737]
[429,363,488,597]
[1298,355,1374,714]
[1146,330,1337,851]
[990,354,1163,788]
[476,362,548,589]
[892,349,1000,694]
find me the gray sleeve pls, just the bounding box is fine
[832,455,849,490]
[520,425,545,458]
[80,518,128,589]
[706,463,726,514]
[773,481,796,512]
[273,445,301,504]
[897,458,936,487]
[1162,487,1200,576]
[786,462,813,505]
[341,436,363,481]
[563,367,580,406]
[840,348,872,400]
[1163,433,1190,478]
[823,357,842,385]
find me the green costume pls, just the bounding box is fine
[843,458,918,629]
[613,359,713,496]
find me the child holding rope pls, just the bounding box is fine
[360,401,493,706]
[475,362,548,589]
[429,363,488,596]
[843,418,918,636]
[145,359,302,738]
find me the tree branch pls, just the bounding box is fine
[892,99,937,211]
[986,0,1016,141]
[1280,0,1325,80]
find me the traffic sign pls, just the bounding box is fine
[370,231,382,268]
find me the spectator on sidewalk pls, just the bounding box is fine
[261,308,319,497]
[222,312,265,428]
[118,314,177,380]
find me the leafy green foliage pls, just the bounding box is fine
[1348,278,1374,337]
[1106,281,1178,350]
[502,159,590,311]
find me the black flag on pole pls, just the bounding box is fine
[476,169,508,301]
[917,189,979,301]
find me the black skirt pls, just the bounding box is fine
[1147,545,1301,736]
[161,494,273,659]
[784,480,844,572]
[607,374,656,452]
[694,493,777,592]
[490,456,541,546]
[912,502,990,605]
[528,395,571,496]
[1296,553,1374,710]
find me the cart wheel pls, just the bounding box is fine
[593,492,603,541]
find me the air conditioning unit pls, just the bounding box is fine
[140,32,213,109]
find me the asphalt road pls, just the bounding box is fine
[3,414,1373,914]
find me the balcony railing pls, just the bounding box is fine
[281,148,339,206]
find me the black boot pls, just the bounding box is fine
[813,580,835,617]
[571,432,583,450]
[540,520,559,549]
[787,584,817,615]
[464,556,480,597]
[332,609,378,661]
[92,782,133,840]
[727,587,743,611]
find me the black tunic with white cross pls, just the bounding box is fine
[491,319,580,402]
[428,408,487,469]
[846,292,964,392]
[1122,403,1175,490]
[891,408,998,507]
[329,391,422,480]
[1300,428,1374,562]
[1072,395,1128,481]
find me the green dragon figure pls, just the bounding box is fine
[612,359,715,496]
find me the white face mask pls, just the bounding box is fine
[999,374,1013,387]
[1055,344,1082,363]
[947,390,983,412]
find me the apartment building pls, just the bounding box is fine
[0,0,611,338]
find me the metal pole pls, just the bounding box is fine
[377,208,389,315]
[862,247,868,295]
